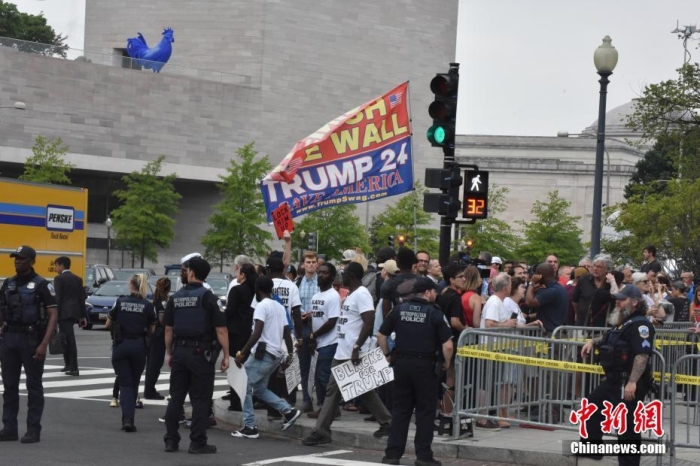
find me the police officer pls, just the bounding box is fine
[581,285,655,466]
[106,274,156,432]
[0,245,58,443]
[163,256,229,454]
[377,277,453,466]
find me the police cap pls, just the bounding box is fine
[10,245,36,260]
[413,276,438,294]
[611,285,643,301]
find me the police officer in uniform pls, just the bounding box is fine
[106,274,156,432]
[581,285,655,466]
[0,246,58,443]
[377,277,453,466]
[163,256,229,454]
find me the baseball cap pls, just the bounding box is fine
[181,252,202,264]
[341,249,358,263]
[413,276,438,294]
[380,259,399,275]
[266,256,285,273]
[611,285,643,301]
[10,245,36,260]
[492,257,503,265]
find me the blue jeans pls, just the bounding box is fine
[314,343,337,407]
[243,353,292,428]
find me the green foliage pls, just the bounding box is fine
[516,190,585,265]
[0,1,68,57]
[201,143,273,270]
[368,184,438,257]
[290,205,370,262]
[111,156,181,267]
[19,135,74,184]
[459,186,521,260]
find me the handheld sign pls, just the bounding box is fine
[331,347,394,402]
[271,203,294,239]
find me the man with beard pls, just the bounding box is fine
[580,285,655,466]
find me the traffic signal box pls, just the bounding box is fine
[463,170,489,220]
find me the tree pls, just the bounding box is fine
[289,205,370,263]
[19,135,74,184]
[111,156,181,267]
[201,143,273,270]
[516,190,585,265]
[368,184,438,257]
[0,2,68,58]
[458,186,521,260]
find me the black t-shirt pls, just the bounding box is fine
[379,297,452,356]
[0,271,57,323]
[380,272,419,309]
[533,281,568,332]
[437,288,464,341]
[572,276,615,327]
[164,283,227,331]
[640,260,662,274]
[225,283,255,336]
[669,297,690,323]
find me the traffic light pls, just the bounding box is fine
[427,64,459,148]
[423,166,462,216]
[397,234,406,247]
[307,232,317,251]
[388,235,394,247]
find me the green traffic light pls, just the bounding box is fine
[427,125,446,145]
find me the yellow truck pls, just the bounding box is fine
[0,178,88,281]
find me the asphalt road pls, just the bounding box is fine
[0,326,508,466]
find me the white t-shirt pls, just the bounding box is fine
[480,294,508,328]
[251,277,300,318]
[335,286,375,360]
[504,297,526,325]
[310,288,341,348]
[251,297,288,358]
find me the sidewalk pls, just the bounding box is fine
[214,399,700,466]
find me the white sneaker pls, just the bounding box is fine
[110,398,119,408]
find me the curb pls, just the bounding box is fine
[213,399,579,466]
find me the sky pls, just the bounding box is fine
[11,0,700,136]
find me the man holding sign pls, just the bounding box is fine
[377,277,453,466]
[302,262,392,446]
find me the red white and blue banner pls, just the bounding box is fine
[261,82,413,221]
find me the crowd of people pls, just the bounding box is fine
[0,240,691,465]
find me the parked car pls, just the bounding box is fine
[164,264,181,277]
[83,280,155,330]
[113,268,156,280]
[84,264,115,295]
[206,275,230,309]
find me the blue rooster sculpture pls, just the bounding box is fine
[126,27,174,73]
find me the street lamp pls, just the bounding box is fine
[105,216,112,265]
[0,102,26,110]
[590,35,618,259]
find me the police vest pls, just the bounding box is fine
[4,275,45,325]
[596,315,649,377]
[114,295,149,337]
[393,300,440,357]
[172,286,210,338]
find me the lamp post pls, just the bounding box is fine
[590,35,618,259]
[105,216,112,265]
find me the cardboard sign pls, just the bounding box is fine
[285,353,302,394]
[271,203,294,239]
[331,347,394,402]
[307,351,318,401]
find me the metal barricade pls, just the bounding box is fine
[669,354,700,465]
[453,326,666,453]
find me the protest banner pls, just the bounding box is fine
[271,202,293,239]
[261,82,413,221]
[330,347,394,402]
[285,353,302,394]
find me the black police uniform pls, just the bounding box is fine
[0,271,56,438]
[144,297,168,398]
[163,283,225,450]
[583,312,655,466]
[109,294,156,428]
[378,295,452,463]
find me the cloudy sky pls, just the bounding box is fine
[12,0,700,136]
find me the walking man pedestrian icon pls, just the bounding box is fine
[470,175,482,192]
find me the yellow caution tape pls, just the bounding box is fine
[456,346,700,386]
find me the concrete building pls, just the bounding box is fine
[0,0,459,269]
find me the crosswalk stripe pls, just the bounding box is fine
[0,368,117,383]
